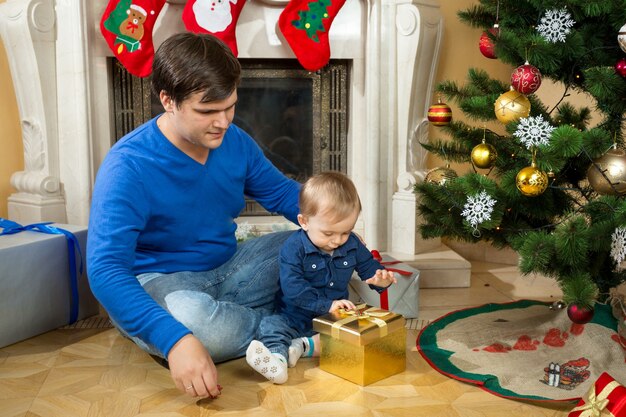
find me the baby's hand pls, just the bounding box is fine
[330,299,357,312]
[365,269,397,288]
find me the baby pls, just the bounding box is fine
[246,171,396,383]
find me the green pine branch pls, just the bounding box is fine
[416,0,626,305]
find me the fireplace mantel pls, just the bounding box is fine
[0,0,443,255]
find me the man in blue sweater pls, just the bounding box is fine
[87,33,300,399]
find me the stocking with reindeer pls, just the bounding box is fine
[100,0,166,77]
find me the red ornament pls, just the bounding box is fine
[511,61,542,94]
[427,101,452,126]
[567,303,594,324]
[615,57,626,79]
[479,24,499,59]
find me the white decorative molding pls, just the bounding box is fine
[390,0,444,254]
[410,119,431,180]
[362,0,382,249]
[55,0,92,225]
[0,0,66,224]
[28,0,53,32]
[396,172,417,193]
[21,119,45,172]
[11,171,59,195]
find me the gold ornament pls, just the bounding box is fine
[586,147,626,195]
[494,88,531,124]
[471,141,497,169]
[516,160,548,197]
[425,165,458,185]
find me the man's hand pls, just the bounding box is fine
[365,269,397,288]
[167,334,221,399]
[330,299,357,312]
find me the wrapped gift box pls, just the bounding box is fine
[312,304,406,385]
[0,223,100,348]
[568,372,626,417]
[348,253,420,318]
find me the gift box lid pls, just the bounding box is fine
[312,304,405,346]
[0,223,87,249]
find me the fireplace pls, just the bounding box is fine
[0,0,444,255]
[110,58,349,216]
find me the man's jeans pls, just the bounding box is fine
[113,231,292,363]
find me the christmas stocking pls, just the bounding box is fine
[100,0,166,77]
[182,0,247,57]
[278,0,346,71]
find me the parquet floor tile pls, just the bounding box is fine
[0,262,573,416]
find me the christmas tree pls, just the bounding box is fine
[416,0,626,320]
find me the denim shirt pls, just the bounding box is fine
[276,229,385,332]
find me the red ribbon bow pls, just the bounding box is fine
[371,250,412,276]
[126,21,139,33]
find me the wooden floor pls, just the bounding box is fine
[0,261,575,417]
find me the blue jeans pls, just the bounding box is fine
[113,231,293,363]
[256,314,316,360]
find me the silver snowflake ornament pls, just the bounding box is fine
[611,227,626,266]
[461,190,497,228]
[513,114,555,149]
[537,8,575,43]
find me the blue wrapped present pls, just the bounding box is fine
[0,219,100,347]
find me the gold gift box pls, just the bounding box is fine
[312,304,406,385]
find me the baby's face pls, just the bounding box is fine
[298,208,359,254]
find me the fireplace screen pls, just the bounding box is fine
[110,59,349,216]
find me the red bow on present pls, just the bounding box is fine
[569,372,626,417]
[371,250,413,310]
[371,250,412,276]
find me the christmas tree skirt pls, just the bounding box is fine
[417,299,625,402]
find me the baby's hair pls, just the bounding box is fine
[299,171,361,221]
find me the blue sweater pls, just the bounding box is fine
[87,117,300,357]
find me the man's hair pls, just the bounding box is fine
[299,171,362,221]
[152,32,241,106]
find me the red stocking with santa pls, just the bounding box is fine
[278,0,347,71]
[182,0,247,56]
[100,0,166,77]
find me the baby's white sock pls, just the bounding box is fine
[288,336,314,368]
[246,340,288,384]
[288,339,304,368]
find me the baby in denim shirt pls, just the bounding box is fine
[246,171,396,383]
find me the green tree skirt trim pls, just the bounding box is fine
[416,299,616,402]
